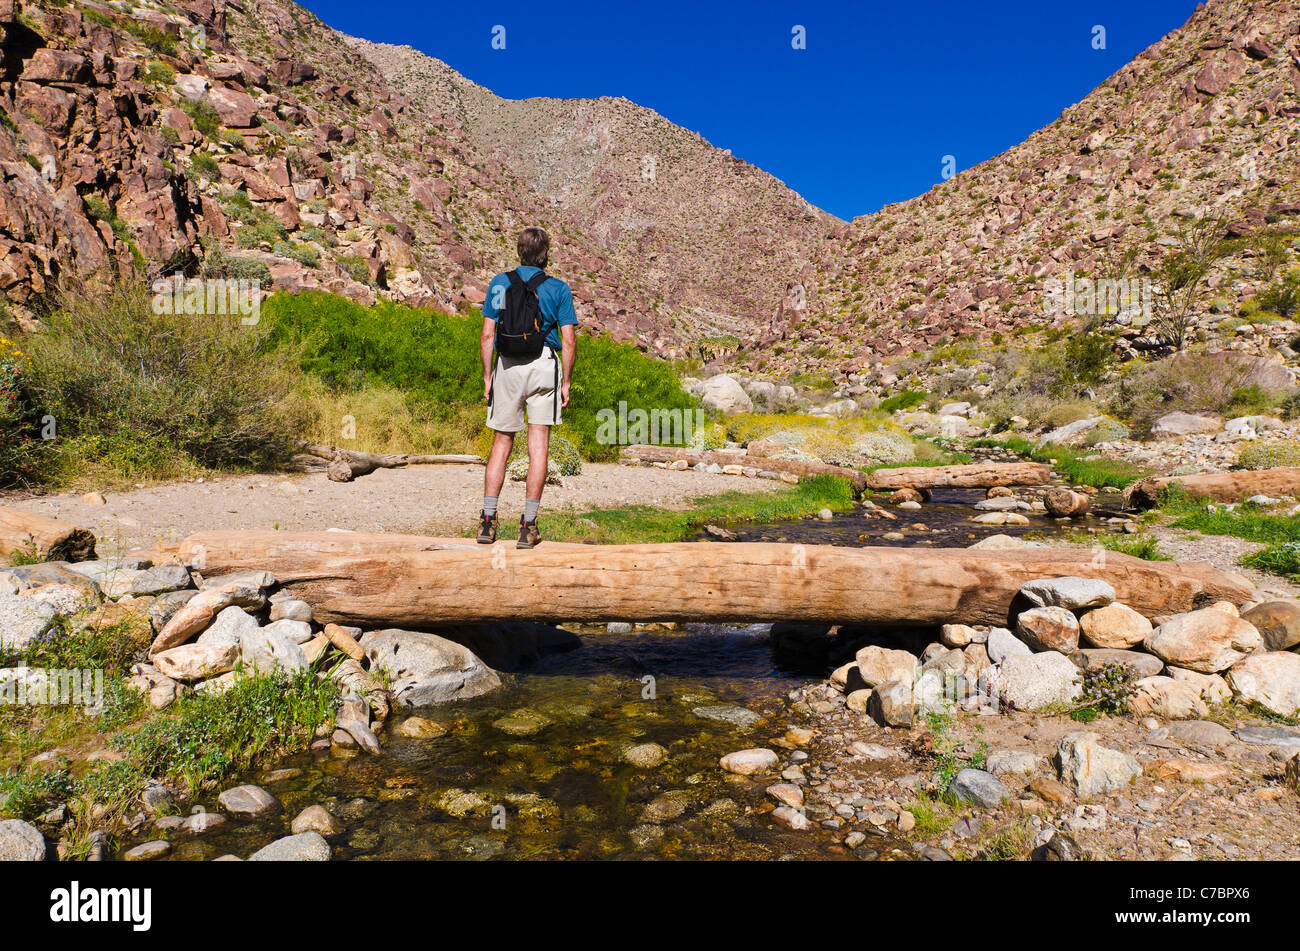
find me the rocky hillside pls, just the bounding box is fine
[766,0,1300,378]
[0,0,835,358]
[353,40,836,355]
[1,0,1296,371]
[0,0,665,350]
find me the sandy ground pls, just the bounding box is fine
[1,462,778,555]
[1150,523,1300,600]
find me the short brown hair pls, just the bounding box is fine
[517,227,550,267]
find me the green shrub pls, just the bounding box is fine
[1083,416,1130,445]
[878,389,926,413]
[1071,663,1137,720]
[261,291,695,460]
[142,59,174,86]
[24,283,307,479]
[336,254,372,285]
[1111,352,1294,437]
[190,150,220,180]
[506,433,582,483]
[272,240,319,268]
[1253,268,1299,321]
[180,99,220,140]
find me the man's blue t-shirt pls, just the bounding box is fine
[482,266,577,350]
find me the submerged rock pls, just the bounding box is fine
[248,832,331,861]
[362,629,502,707]
[691,703,763,728]
[623,742,668,768]
[719,748,779,776]
[218,784,281,819]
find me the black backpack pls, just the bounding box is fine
[496,269,552,357]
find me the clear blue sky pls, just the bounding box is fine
[299,0,1201,220]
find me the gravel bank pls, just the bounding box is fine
[1,463,779,554]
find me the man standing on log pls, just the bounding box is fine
[477,227,578,548]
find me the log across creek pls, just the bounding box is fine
[621,446,1051,494]
[172,530,1252,630]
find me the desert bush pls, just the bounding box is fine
[1238,440,1300,470]
[1110,351,1292,436]
[23,282,307,480]
[1081,416,1131,445]
[724,413,915,466]
[690,423,728,451]
[877,389,926,413]
[1253,267,1299,321]
[0,336,45,487]
[506,433,582,483]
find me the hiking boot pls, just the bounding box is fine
[517,516,542,549]
[476,512,498,544]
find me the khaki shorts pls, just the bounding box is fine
[487,348,561,432]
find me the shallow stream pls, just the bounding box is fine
[135,488,1099,860]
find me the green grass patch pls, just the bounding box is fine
[0,611,339,858]
[123,667,339,798]
[904,793,957,837]
[972,436,1148,489]
[1065,531,1168,561]
[538,474,855,544]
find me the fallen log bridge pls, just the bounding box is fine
[1126,467,1300,507]
[0,506,96,562]
[622,446,1051,493]
[176,530,1251,629]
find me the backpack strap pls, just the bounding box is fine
[506,270,524,287]
[551,345,560,421]
[525,270,550,290]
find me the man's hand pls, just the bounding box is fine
[484,376,492,403]
[560,380,571,408]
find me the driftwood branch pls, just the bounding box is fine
[299,443,484,482]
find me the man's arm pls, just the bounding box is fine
[559,323,576,408]
[481,316,496,402]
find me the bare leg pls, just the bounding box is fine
[525,423,551,504]
[484,430,514,500]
